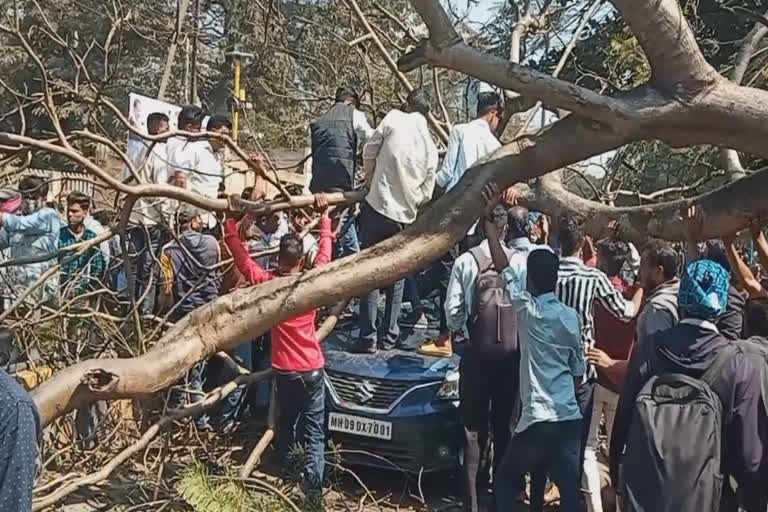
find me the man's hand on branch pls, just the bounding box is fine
[313,193,330,217]
[502,186,520,207]
[750,219,764,240]
[482,182,502,217]
[682,205,704,242]
[228,193,244,215]
[583,235,596,264]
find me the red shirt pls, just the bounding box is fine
[593,275,636,393]
[224,217,332,372]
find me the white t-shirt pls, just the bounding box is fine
[123,141,170,226]
[362,110,438,225]
[168,138,223,229]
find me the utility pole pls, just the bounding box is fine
[190,0,201,105]
[226,48,254,143]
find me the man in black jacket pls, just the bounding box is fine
[309,87,373,257]
[611,259,763,511]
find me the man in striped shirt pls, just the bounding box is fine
[536,212,643,505]
[556,212,644,373]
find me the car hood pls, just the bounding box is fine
[323,331,460,382]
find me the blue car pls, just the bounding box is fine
[323,332,462,473]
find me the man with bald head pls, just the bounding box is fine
[441,203,549,512]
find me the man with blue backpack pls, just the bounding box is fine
[610,259,763,512]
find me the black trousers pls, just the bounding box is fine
[459,349,520,512]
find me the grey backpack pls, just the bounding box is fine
[468,246,518,358]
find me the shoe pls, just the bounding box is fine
[544,482,560,504]
[352,340,377,354]
[418,337,453,357]
[402,310,428,330]
[412,312,429,330]
[378,340,396,351]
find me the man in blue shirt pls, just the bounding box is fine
[482,183,584,512]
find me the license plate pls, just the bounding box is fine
[328,413,392,440]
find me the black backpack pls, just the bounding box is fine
[620,344,739,512]
[467,246,518,358]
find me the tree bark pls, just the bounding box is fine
[521,169,768,244]
[721,9,768,181]
[608,0,718,92]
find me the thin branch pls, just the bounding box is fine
[344,0,449,143]
[31,369,275,511]
[157,0,191,99]
[432,68,451,128]
[514,0,603,137]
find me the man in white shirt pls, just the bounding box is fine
[168,106,223,211]
[124,112,173,314]
[168,105,224,230]
[353,89,438,354]
[436,92,502,196]
[309,87,373,258]
[419,92,502,358]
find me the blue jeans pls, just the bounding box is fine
[276,369,326,509]
[495,420,582,512]
[334,209,359,259]
[128,224,168,315]
[529,380,595,511]
[169,361,210,428]
[357,203,404,349]
[215,341,253,428]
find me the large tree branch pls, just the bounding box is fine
[521,169,768,244]
[608,0,718,92]
[721,9,768,181]
[1,131,364,214]
[400,0,768,165]
[31,115,627,427]
[399,39,639,129]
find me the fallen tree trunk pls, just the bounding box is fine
[520,170,768,243]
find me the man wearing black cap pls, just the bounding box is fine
[309,86,373,257]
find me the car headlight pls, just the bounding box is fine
[435,370,459,400]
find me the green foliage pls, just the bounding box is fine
[178,462,291,512]
[612,142,722,196]
[604,27,650,90]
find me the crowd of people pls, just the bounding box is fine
[0,84,767,512]
[306,85,768,512]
